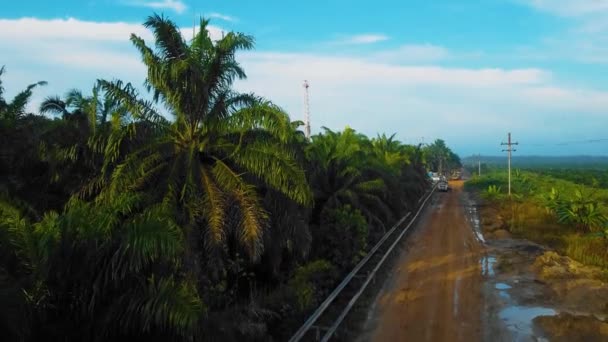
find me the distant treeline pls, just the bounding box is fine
[462,155,608,169]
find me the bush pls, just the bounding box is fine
[481,185,504,203]
[311,205,368,270]
[287,260,335,310]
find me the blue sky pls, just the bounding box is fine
[4,0,608,156]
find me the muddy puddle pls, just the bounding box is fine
[464,196,485,244]
[464,191,608,341]
[480,248,557,341]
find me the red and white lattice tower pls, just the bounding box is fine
[303,80,311,140]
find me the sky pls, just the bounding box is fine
[3,0,608,156]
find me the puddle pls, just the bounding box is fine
[464,201,485,243]
[464,192,557,340]
[499,291,511,300]
[495,283,512,290]
[490,263,557,339]
[480,256,496,277]
[499,306,556,336]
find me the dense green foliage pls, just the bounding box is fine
[423,139,461,174]
[467,169,608,268]
[462,155,608,169]
[0,15,442,341]
[533,168,608,189]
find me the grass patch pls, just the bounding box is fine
[469,169,608,270]
[564,235,608,269]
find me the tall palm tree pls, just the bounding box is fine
[0,66,47,121]
[98,15,312,275]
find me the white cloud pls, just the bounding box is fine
[129,0,187,14]
[0,17,152,42]
[335,34,389,44]
[207,12,238,22]
[239,52,548,87]
[236,51,608,155]
[3,17,608,155]
[0,17,223,114]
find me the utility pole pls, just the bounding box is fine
[303,80,311,140]
[501,133,518,196]
[478,154,481,177]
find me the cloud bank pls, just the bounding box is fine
[3,16,608,155]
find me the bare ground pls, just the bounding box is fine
[368,180,484,341]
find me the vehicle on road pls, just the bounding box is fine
[429,172,441,183]
[438,181,449,192]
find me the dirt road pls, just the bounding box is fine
[370,180,484,341]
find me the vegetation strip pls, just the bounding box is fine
[320,184,437,341]
[290,185,436,341]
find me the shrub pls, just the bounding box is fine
[287,260,335,310]
[482,185,503,202]
[311,205,369,270]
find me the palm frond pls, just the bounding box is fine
[231,142,312,206]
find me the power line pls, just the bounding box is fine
[521,138,608,147]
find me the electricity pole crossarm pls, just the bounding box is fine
[501,132,518,196]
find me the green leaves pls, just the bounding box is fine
[0,66,46,121]
[483,185,503,201]
[93,14,313,268]
[307,126,427,233]
[1,13,438,341]
[136,276,203,332]
[0,193,204,340]
[423,138,461,173]
[123,205,184,271]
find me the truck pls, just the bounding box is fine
[438,180,449,192]
[429,172,441,183]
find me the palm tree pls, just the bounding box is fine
[0,67,51,213]
[371,134,428,215]
[40,84,123,127]
[98,15,311,277]
[0,194,202,341]
[31,85,128,209]
[307,127,392,229]
[0,66,47,121]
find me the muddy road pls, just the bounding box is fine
[355,179,608,341]
[367,180,484,341]
[368,180,484,341]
